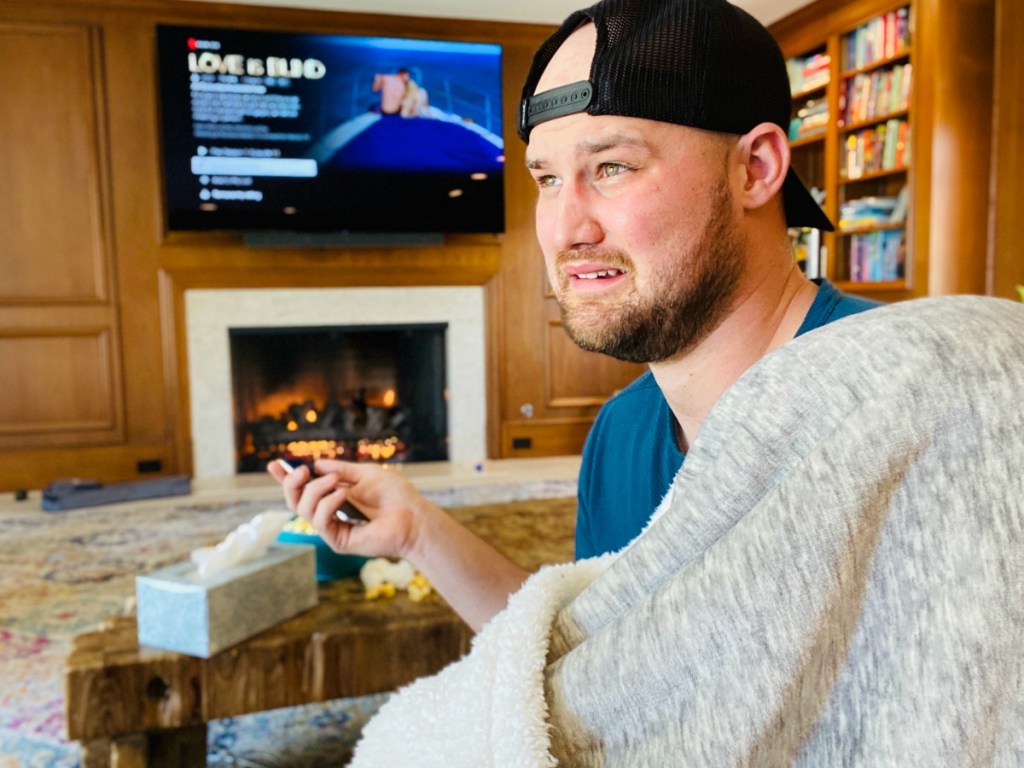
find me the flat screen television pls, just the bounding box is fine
[155,24,505,236]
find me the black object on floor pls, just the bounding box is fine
[42,475,192,511]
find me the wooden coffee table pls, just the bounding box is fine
[63,497,576,768]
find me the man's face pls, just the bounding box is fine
[523,23,746,364]
[526,111,746,364]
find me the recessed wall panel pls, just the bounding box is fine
[0,331,121,443]
[545,320,645,408]
[0,23,109,303]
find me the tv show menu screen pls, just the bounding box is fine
[156,25,505,234]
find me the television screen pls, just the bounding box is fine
[156,24,505,235]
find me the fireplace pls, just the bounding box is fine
[185,286,486,479]
[230,323,448,471]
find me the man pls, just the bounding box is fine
[372,66,429,117]
[276,2,1023,762]
[371,67,408,115]
[273,0,872,631]
[522,11,878,559]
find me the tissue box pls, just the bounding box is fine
[136,544,317,658]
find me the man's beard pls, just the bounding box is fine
[556,184,745,364]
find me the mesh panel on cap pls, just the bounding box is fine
[592,0,711,127]
[701,5,791,132]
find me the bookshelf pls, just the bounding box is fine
[784,3,914,292]
[835,7,912,287]
[773,0,994,301]
[787,45,830,280]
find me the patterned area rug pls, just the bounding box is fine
[0,478,576,767]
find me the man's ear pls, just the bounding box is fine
[734,123,789,213]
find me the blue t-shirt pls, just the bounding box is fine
[575,279,879,559]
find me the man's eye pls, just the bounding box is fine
[534,175,561,189]
[600,163,629,178]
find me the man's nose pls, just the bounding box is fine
[550,183,603,251]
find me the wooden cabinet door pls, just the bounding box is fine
[0,22,125,452]
[495,238,646,458]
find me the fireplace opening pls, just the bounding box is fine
[229,323,448,472]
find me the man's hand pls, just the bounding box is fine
[268,458,532,631]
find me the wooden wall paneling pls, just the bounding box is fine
[155,238,502,288]
[490,37,583,457]
[0,22,110,303]
[102,18,179,479]
[988,0,1024,299]
[545,319,642,408]
[903,0,931,296]
[917,0,994,296]
[501,417,597,458]
[494,235,548,453]
[0,18,127,484]
[0,442,171,492]
[0,327,120,444]
[159,267,192,479]
[483,276,503,459]
[822,32,841,256]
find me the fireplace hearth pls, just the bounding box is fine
[230,324,448,472]
[185,286,486,479]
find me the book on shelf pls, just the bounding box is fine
[790,227,823,279]
[898,119,911,166]
[848,229,906,282]
[845,6,911,70]
[840,194,901,229]
[787,52,831,94]
[841,118,910,179]
[789,97,829,140]
[890,184,909,223]
[838,188,907,231]
[839,62,912,126]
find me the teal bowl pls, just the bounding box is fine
[277,531,369,582]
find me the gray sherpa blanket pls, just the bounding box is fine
[351,295,1024,767]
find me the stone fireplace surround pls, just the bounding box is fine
[185,286,487,479]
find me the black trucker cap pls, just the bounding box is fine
[518,0,834,232]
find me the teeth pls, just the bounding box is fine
[576,269,623,280]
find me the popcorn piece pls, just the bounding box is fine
[359,558,392,589]
[407,573,433,602]
[359,558,430,601]
[387,560,415,590]
[365,582,397,600]
[282,516,318,535]
[359,557,415,590]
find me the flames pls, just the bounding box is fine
[236,385,409,470]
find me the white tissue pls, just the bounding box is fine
[191,511,293,579]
